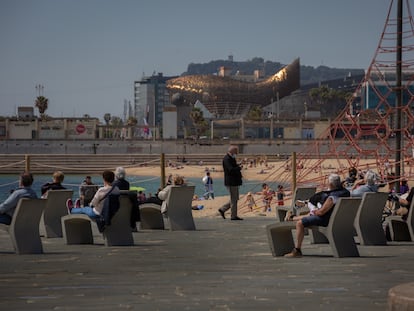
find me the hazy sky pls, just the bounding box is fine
[0,0,393,120]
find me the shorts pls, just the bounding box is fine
[301,214,330,227]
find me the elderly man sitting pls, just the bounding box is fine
[284,174,350,258]
[350,170,379,197]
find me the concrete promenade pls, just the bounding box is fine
[0,216,413,310]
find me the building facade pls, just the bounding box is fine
[134,73,178,132]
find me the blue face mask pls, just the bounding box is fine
[231,154,236,159]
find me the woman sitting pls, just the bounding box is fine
[157,175,186,214]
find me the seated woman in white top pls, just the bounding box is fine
[157,174,185,214]
[67,170,120,219]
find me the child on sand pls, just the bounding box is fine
[257,183,274,212]
[276,185,285,206]
[245,192,256,211]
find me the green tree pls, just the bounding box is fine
[246,106,263,121]
[309,86,351,116]
[309,86,333,105]
[34,96,48,118]
[127,116,138,126]
[190,107,208,137]
[111,116,123,127]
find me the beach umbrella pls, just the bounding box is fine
[130,186,146,192]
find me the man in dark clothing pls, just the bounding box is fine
[79,176,99,206]
[41,171,66,197]
[0,171,37,225]
[218,145,243,220]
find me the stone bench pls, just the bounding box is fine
[139,203,164,230]
[0,198,47,254]
[40,189,73,238]
[267,197,362,257]
[61,194,134,246]
[276,187,316,221]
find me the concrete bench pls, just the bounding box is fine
[61,194,134,246]
[139,203,164,230]
[384,198,414,241]
[0,198,47,254]
[267,197,362,257]
[40,189,73,238]
[164,185,196,231]
[354,192,388,245]
[276,187,316,221]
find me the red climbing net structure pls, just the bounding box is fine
[257,0,414,194]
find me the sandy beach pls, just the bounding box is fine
[125,159,352,219]
[125,156,397,219]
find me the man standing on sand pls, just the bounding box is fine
[202,171,214,200]
[218,145,243,220]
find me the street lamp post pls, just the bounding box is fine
[35,84,44,96]
[395,0,403,191]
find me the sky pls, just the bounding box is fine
[0,0,394,121]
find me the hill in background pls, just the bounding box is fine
[184,57,365,85]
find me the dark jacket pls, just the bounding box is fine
[41,182,66,195]
[96,193,120,233]
[222,153,242,187]
[113,178,130,191]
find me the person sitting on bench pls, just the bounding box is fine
[67,170,120,219]
[0,171,37,225]
[284,174,350,258]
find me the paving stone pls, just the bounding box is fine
[0,217,412,310]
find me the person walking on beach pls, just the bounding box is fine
[276,184,285,206]
[0,171,37,225]
[218,145,243,220]
[202,171,214,199]
[257,183,274,213]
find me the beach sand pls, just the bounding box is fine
[126,157,393,218]
[126,163,276,218]
[125,158,364,219]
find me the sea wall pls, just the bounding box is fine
[0,139,333,156]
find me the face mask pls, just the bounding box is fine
[231,154,236,159]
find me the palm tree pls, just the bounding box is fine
[111,116,123,127]
[103,113,111,125]
[34,96,48,118]
[103,113,111,138]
